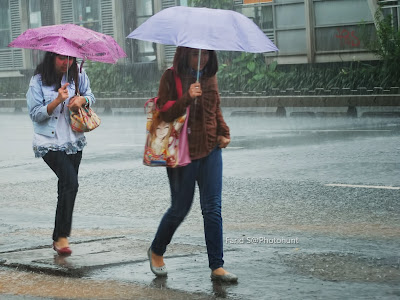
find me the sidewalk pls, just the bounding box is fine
[0,237,217,300]
[1,230,400,299]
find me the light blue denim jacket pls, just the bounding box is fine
[26,68,96,137]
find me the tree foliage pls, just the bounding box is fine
[84,61,160,95]
[361,7,400,80]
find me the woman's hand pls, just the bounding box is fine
[68,96,86,112]
[189,82,202,99]
[47,83,69,115]
[56,83,70,104]
[217,136,230,148]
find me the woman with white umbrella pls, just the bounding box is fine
[147,46,238,282]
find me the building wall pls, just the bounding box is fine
[234,0,379,64]
[0,0,398,78]
[0,0,123,76]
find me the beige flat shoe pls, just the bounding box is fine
[147,247,167,277]
[211,272,238,283]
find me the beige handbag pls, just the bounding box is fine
[69,67,101,132]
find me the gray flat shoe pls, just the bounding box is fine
[211,272,238,283]
[147,247,167,277]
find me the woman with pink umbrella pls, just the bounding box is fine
[26,51,95,255]
[10,24,126,256]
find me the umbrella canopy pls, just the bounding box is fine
[8,24,126,64]
[127,6,278,53]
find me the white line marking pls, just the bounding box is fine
[325,184,400,190]
[257,130,392,132]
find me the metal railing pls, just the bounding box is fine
[1,86,400,101]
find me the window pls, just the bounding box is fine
[237,3,275,49]
[275,2,306,54]
[135,0,156,62]
[275,3,305,30]
[236,1,306,54]
[28,0,54,66]
[72,0,101,32]
[239,5,273,29]
[29,0,41,28]
[314,0,375,52]
[124,0,156,63]
[29,0,54,28]
[0,0,11,49]
[379,0,400,31]
[315,25,376,52]
[29,0,43,66]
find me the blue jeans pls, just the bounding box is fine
[43,150,82,241]
[151,147,224,270]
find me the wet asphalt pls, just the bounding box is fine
[0,112,400,299]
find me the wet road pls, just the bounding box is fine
[0,112,399,299]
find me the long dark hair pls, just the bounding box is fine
[34,52,77,90]
[172,47,218,78]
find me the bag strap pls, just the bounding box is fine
[159,67,182,112]
[145,67,183,111]
[170,67,182,98]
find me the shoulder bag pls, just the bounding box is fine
[143,68,191,167]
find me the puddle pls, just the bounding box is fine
[281,252,400,283]
[0,268,212,300]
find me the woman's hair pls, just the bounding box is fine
[172,47,218,77]
[34,52,77,90]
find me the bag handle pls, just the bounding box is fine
[171,67,182,98]
[159,67,183,112]
[73,64,80,96]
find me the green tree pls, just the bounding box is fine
[361,7,400,84]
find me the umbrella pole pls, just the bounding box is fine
[66,56,69,83]
[196,49,201,82]
[193,49,202,116]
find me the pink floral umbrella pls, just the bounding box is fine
[8,23,126,64]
